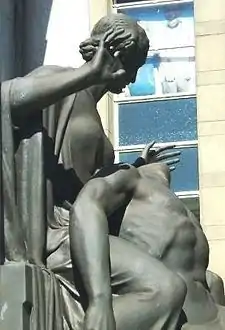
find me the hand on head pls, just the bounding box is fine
[80,27,135,61]
[79,27,136,88]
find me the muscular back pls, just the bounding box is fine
[120,164,209,283]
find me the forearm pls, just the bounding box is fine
[69,199,112,303]
[10,63,97,117]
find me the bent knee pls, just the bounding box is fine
[130,259,186,303]
[207,270,224,290]
[143,270,186,308]
[161,273,187,308]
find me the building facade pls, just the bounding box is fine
[195,0,225,282]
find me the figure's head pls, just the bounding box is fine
[80,14,149,93]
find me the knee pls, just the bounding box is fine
[139,267,186,308]
[207,270,224,291]
[131,259,186,306]
[161,273,187,308]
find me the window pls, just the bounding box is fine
[121,49,195,98]
[118,97,197,145]
[116,1,195,99]
[112,0,199,213]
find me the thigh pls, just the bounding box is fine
[109,235,176,295]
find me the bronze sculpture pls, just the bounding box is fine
[2,17,148,328]
[120,163,225,329]
[1,12,224,330]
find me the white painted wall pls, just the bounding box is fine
[44,0,90,68]
[0,0,90,80]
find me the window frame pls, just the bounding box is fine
[112,0,194,10]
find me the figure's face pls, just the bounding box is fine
[107,51,145,94]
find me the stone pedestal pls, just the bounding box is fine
[0,263,63,330]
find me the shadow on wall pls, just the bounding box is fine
[0,0,53,81]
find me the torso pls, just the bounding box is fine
[60,89,114,183]
[120,176,209,283]
[120,174,219,323]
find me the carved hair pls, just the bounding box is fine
[80,13,149,65]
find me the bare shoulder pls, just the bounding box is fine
[78,177,110,201]
[150,163,170,177]
[80,165,139,197]
[105,164,140,195]
[72,166,140,216]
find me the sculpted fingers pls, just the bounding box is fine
[156,150,181,161]
[155,144,176,154]
[105,28,126,45]
[111,69,126,80]
[164,158,180,166]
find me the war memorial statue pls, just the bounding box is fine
[0,13,225,330]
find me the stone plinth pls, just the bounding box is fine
[0,263,63,330]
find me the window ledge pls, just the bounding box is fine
[115,92,196,104]
[113,0,193,10]
[176,190,199,199]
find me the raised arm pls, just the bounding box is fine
[10,28,127,119]
[10,63,97,118]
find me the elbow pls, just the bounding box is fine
[10,79,26,107]
[10,79,33,114]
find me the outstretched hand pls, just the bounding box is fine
[141,141,181,172]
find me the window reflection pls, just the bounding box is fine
[119,98,197,146]
[121,49,196,98]
[119,3,195,50]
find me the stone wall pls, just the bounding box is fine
[195,0,225,281]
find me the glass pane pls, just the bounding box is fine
[120,49,196,98]
[170,147,198,192]
[119,151,140,164]
[119,147,199,192]
[119,98,197,146]
[125,57,156,97]
[119,2,195,49]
